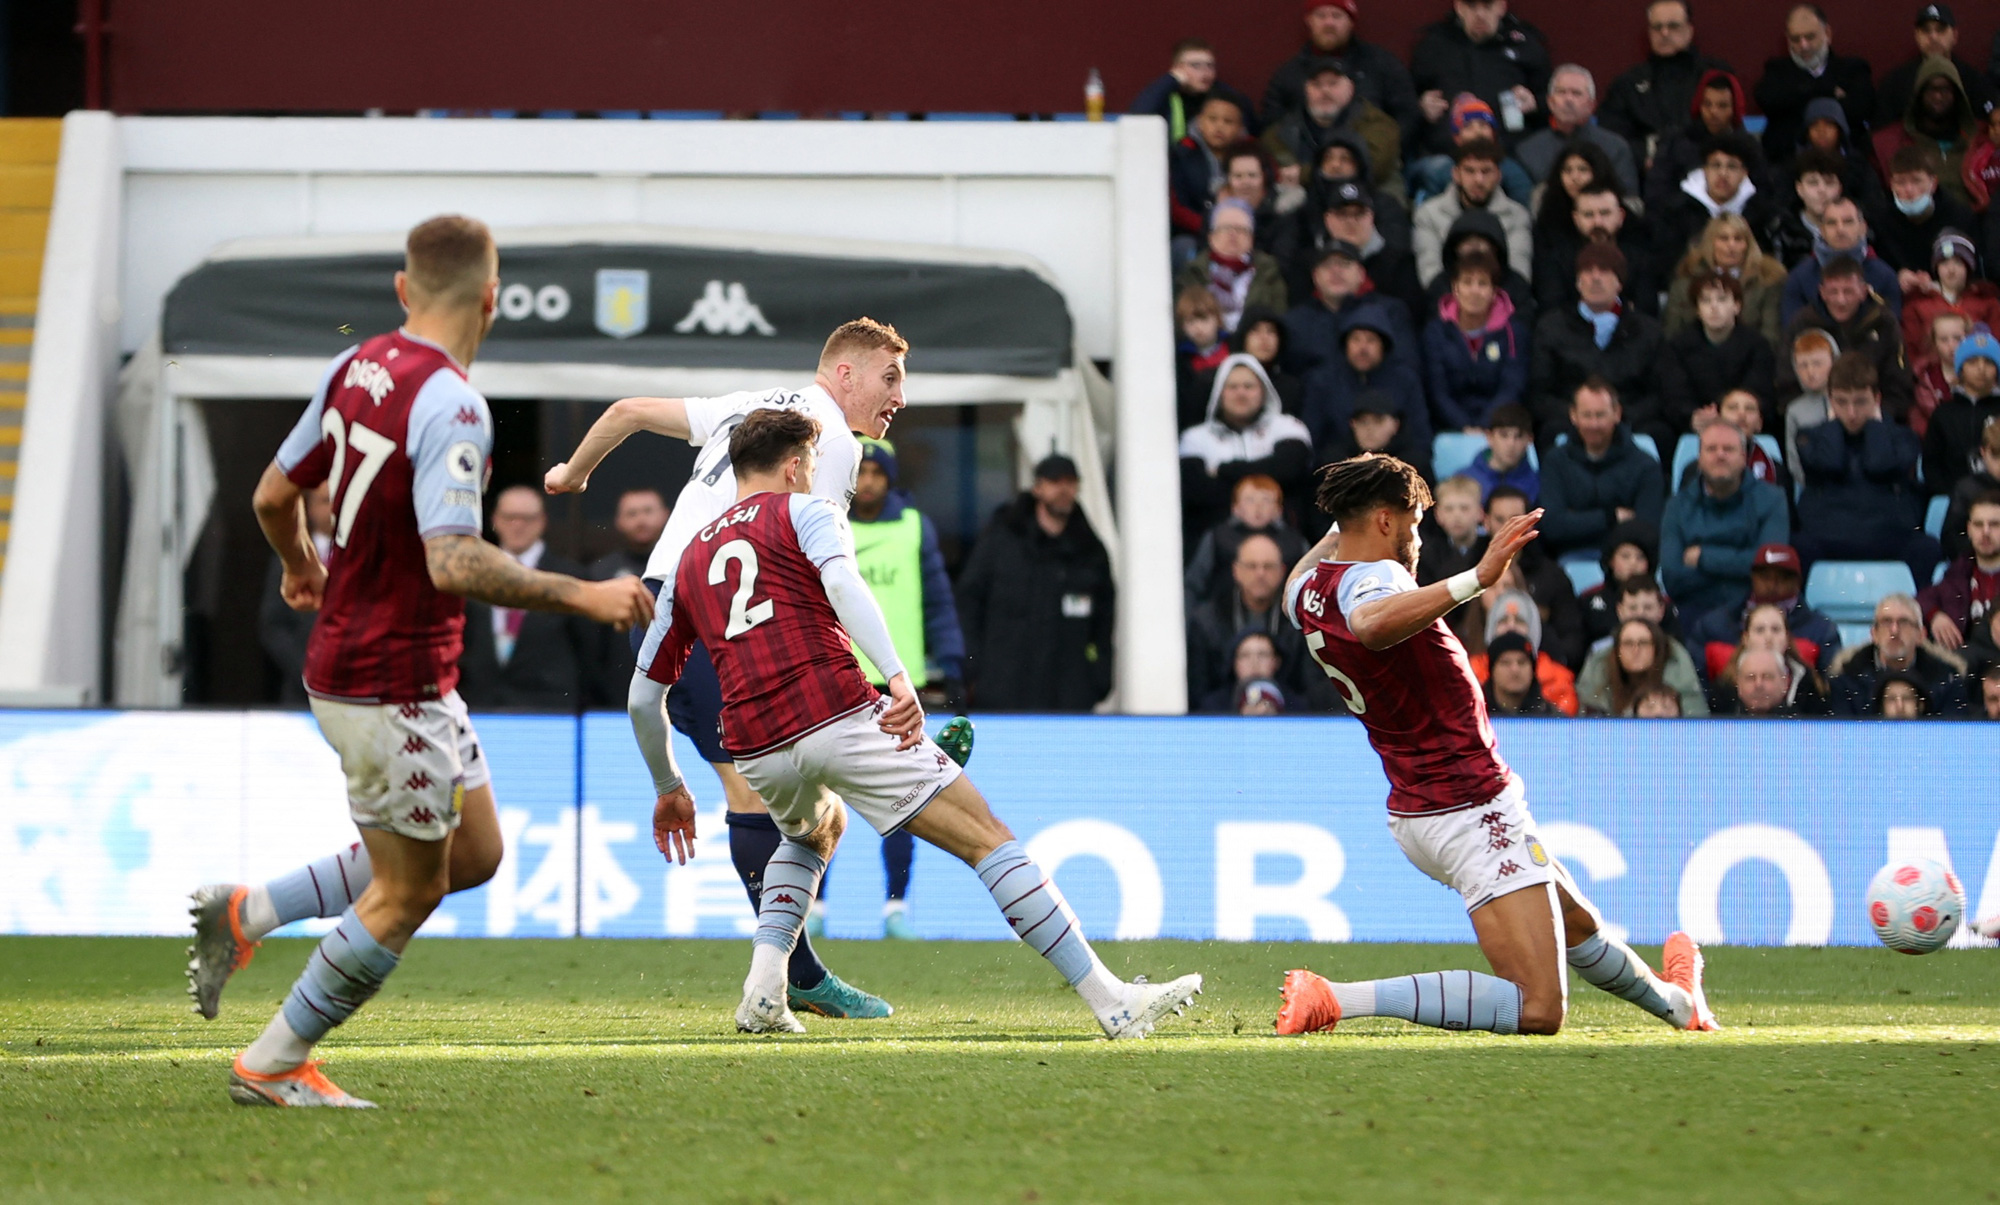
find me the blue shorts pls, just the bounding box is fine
[635,579,729,766]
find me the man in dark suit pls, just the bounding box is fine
[458,484,614,711]
[587,486,669,687]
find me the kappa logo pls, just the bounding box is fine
[770,892,800,906]
[401,735,429,755]
[935,752,950,772]
[1495,860,1523,878]
[453,406,482,426]
[1477,811,1504,827]
[406,806,437,826]
[343,357,394,404]
[398,703,427,719]
[403,771,435,792]
[673,280,776,337]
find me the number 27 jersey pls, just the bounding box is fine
[1285,559,1510,815]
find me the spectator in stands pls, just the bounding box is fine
[1902,235,1997,400]
[1920,490,2000,650]
[1531,244,1669,448]
[1780,197,1904,325]
[1260,0,1421,142]
[1686,541,1840,670]
[1829,598,1966,718]
[1580,524,1670,644]
[1186,533,1311,706]
[1197,630,1307,715]
[1664,214,1788,346]
[1514,66,1640,199]
[1170,94,1250,259]
[1754,5,1876,166]
[1414,140,1533,289]
[1662,421,1790,629]
[1705,600,1832,713]
[1283,242,1416,376]
[1979,659,2000,721]
[1131,38,1258,146]
[1660,272,1778,438]
[1924,330,2000,496]
[1783,99,1889,217]
[1487,485,1585,669]
[1532,140,1621,232]
[1534,180,1659,321]
[259,484,330,705]
[1472,588,1580,714]
[1689,390,1787,494]
[1765,148,1848,270]
[1423,207,1536,328]
[1483,631,1560,715]
[587,487,667,582]
[1181,353,1314,543]
[848,438,966,708]
[1466,403,1539,502]
[1301,179,1424,317]
[1879,5,1998,130]
[958,454,1115,712]
[1409,0,1552,182]
[1579,617,1708,716]
[1601,1,1733,177]
[1229,304,1304,418]
[1176,286,1231,431]
[459,485,609,712]
[1965,104,2000,239]
[1539,381,1667,559]
[1937,427,2000,561]
[1717,646,1808,717]
[1264,60,1402,211]
[1914,312,1971,443]
[1301,306,1430,452]
[1633,683,1685,716]
[1779,255,1915,422]
[1185,473,1309,607]
[1217,142,1304,258]
[1874,149,1978,291]
[1795,353,1939,585]
[1783,328,1837,473]
[1318,388,1435,485]
[1655,133,1778,279]
[1419,474,1489,642]
[1874,58,1983,211]
[1177,199,1288,336]
[1646,69,1773,220]
[1874,671,1937,717]
[1423,250,1528,432]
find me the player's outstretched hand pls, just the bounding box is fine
[579,576,656,630]
[879,674,927,751]
[653,784,697,865]
[1476,508,1543,590]
[544,461,587,495]
[280,559,328,612]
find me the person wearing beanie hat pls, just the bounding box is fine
[1481,629,1559,716]
[1450,93,1497,139]
[1899,228,2000,357]
[1923,329,2000,496]
[1257,0,1421,142]
[1465,589,1581,715]
[1531,241,1670,448]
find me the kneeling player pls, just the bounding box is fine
[632,408,1202,1038]
[1274,454,1717,1037]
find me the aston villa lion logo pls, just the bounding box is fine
[594,269,649,339]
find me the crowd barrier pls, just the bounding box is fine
[1,710,1994,948]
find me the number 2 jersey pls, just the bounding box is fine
[1284,559,1510,815]
[275,330,493,704]
[638,491,878,759]
[640,385,860,586]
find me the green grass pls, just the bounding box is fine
[3,937,1999,1203]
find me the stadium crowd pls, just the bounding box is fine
[1164,0,2000,718]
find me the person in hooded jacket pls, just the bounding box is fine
[1421,206,1538,332]
[1422,248,1529,430]
[1774,97,1887,216]
[1179,352,1314,545]
[1301,305,1433,456]
[1578,521,1676,644]
[1282,240,1417,377]
[1481,630,1562,716]
[1652,131,1781,282]
[1464,588,1580,715]
[1876,4,1997,128]
[1229,304,1305,418]
[1262,58,1403,207]
[1753,6,1876,165]
[1873,55,1984,209]
[1644,69,1771,217]
[1282,175,1420,315]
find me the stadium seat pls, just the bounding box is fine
[1564,560,1604,594]
[1837,622,1873,650]
[1671,434,1699,489]
[1754,434,1781,464]
[647,110,727,120]
[1935,561,1947,585]
[1554,432,1658,462]
[1432,432,1487,481]
[1805,561,1917,623]
[1925,495,1948,539]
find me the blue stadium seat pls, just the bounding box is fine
[1934,562,1947,585]
[1671,434,1699,491]
[1837,622,1873,650]
[1925,495,1948,538]
[1554,432,1658,462]
[1805,561,1918,623]
[647,110,727,120]
[1564,560,1604,594]
[598,110,643,120]
[1432,432,1487,481]
[1754,433,1781,464]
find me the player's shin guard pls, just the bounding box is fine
[728,812,830,990]
[243,908,398,1073]
[1567,931,1684,1024]
[1336,970,1523,1034]
[246,843,372,940]
[975,841,1122,1013]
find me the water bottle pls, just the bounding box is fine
[1085,68,1104,122]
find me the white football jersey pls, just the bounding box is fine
[640,384,861,583]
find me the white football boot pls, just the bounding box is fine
[1098,974,1204,1040]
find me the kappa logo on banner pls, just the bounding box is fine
[594,269,650,339]
[673,281,776,337]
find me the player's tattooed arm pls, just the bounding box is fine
[544,396,692,494]
[424,534,655,627]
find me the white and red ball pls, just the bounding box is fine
[1865,859,1965,955]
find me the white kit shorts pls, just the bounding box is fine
[1387,774,1557,912]
[307,690,488,842]
[736,699,963,839]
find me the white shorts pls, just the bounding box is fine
[735,700,963,839]
[307,690,487,842]
[1387,775,1556,913]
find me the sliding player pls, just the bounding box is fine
[632,408,1202,1038]
[1274,454,1717,1037]
[219,215,653,1107]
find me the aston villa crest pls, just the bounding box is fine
[594,269,649,339]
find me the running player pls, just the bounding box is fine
[215,215,653,1108]
[1274,454,1717,1037]
[632,408,1202,1038]
[540,319,919,1020]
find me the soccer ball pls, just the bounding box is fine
[1865,859,1965,955]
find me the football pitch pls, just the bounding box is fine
[3,937,1996,1202]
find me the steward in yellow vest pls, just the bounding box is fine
[850,439,966,706]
